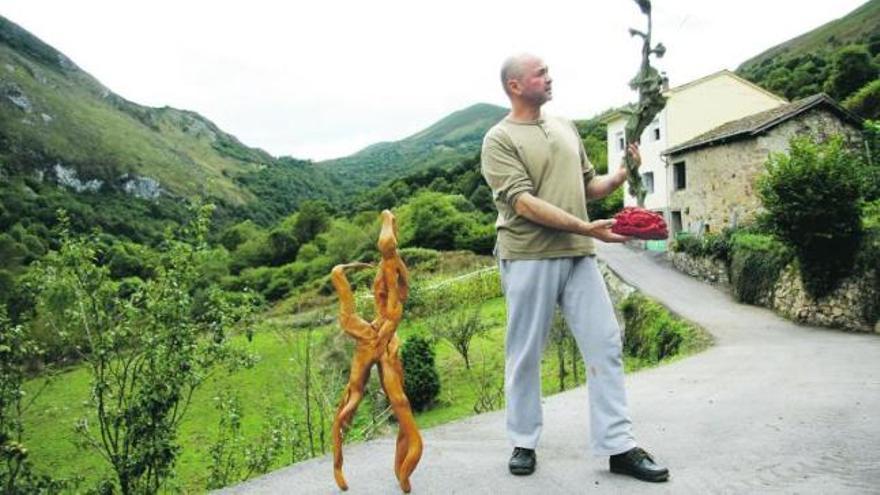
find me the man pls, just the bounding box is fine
[480,53,668,482]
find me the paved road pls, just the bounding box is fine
[218,243,880,494]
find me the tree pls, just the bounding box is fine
[34,207,257,494]
[0,309,75,494]
[758,136,863,297]
[468,184,494,213]
[824,45,879,101]
[293,200,332,244]
[397,192,466,251]
[205,392,289,490]
[435,303,488,370]
[548,311,580,392]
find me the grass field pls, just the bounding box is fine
[22,279,706,493]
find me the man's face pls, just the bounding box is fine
[513,58,553,105]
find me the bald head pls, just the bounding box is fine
[500,53,541,96]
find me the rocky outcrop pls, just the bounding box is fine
[3,81,32,112]
[53,163,102,193]
[121,175,163,200]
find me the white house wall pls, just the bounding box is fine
[665,74,787,146]
[607,110,668,211]
[606,71,787,214]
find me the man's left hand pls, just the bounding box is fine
[621,142,641,170]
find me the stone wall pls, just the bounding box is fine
[669,251,879,333]
[770,265,879,333]
[667,251,729,285]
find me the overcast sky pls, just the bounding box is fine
[0,0,869,160]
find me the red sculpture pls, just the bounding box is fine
[612,206,669,240]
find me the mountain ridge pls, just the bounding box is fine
[318,102,507,196]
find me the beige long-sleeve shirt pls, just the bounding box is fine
[480,113,597,260]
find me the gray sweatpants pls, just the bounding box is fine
[499,256,636,456]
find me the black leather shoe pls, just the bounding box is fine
[509,447,536,475]
[609,447,669,482]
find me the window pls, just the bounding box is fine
[615,131,625,151]
[641,171,654,194]
[673,161,686,190]
[654,127,661,141]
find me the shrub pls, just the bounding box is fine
[671,233,701,256]
[400,334,440,412]
[619,293,706,364]
[843,79,880,120]
[758,136,863,297]
[587,188,623,221]
[0,309,78,493]
[32,207,257,494]
[862,120,880,201]
[824,45,879,100]
[399,247,440,271]
[671,230,732,261]
[729,232,793,304]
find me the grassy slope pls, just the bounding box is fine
[737,0,880,72]
[23,289,708,493]
[0,15,338,211]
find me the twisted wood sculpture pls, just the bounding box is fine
[330,209,423,493]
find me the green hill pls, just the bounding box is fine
[736,0,880,100]
[0,15,341,221]
[318,102,507,196]
[739,0,880,71]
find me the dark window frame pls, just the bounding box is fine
[673,161,686,190]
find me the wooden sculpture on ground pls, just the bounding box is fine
[330,209,423,493]
[623,0,668,207]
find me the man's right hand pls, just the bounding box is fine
[585,219,631,243]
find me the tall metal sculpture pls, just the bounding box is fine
[624,0,668,207]
[330,210,423,493]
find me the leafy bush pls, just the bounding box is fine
[729,233,793,304]
[861,120,880,201]
[620,293,706,364]
[758,137,863,297]
[587,188,623,221]
[671,230,732,261]
[824,45,879,101]
[843,79,880,120]
[396,191,494,254]
[400,335,440,412]
[399,247,440,270]
[0,309,79,493]
[32,207,257,494]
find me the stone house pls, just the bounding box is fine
[602,70,787,214]
[661,93,863,235]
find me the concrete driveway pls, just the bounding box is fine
[218,243,880,494]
